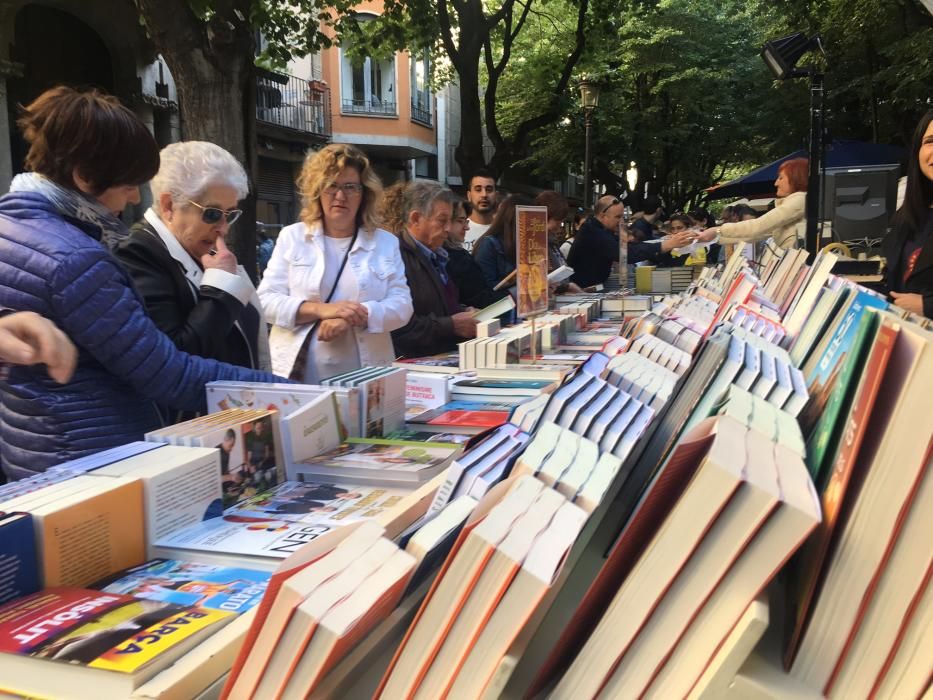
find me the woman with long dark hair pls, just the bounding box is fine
[883,110,933,318]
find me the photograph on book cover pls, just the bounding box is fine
[215,413,281,506]
[224,481,409,527]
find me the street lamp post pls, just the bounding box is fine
[578,76,601,210]
[761,32,826,259]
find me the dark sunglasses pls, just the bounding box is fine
[597,197,621,215]
[188,200,243,225]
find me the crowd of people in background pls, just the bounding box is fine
[0,84,930,482]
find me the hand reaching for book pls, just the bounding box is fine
[451,310,479,339]
[661,230,697,252]
[0,311,77,383]
[318,318,351,342]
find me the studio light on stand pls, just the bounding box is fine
[578,76,601,210]
[761,32,826,259]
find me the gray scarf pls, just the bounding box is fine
[10,172,131,249]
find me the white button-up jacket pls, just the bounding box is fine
[257,221,414,377]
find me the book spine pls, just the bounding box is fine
[783,321,897,669]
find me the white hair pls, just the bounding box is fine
[150,141,249,204]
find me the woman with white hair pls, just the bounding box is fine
[116,141,271,382]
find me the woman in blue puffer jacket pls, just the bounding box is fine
[0,86,285,480]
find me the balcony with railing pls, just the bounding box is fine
[341,98,397,116]
[256,68,331,139]
[411,98,432,127]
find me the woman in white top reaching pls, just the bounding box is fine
[258,144,413,381]
[698,157,809,251]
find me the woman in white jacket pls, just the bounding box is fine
[699,157,809,251]
[258,144,413,381]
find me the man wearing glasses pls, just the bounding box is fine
[117,142,270,420]
[392,182,479,357]
[568,195,695,288]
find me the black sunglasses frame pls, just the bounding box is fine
[188,200,243,225]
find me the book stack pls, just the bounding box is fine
[223,520,416,699]
[404,371,453,420]
[146,408,284,507]
[392,351,461,374]
[293,436,461,486]
[0,442,164,502]
[320,366,407,438]
[0,473,146,588]
[598,293,652,317]
[206,380,360,438]
[510,423,624,512]
[527,390,820,699]
[670,265,695,293]
[427,423,531,512]
[406,399,517,435]
[377,475,589,699]
[152,479,416,569]
[782,314,933,699]
[0,587,234,699]
[449,376,557,404]
[604,351,679,409]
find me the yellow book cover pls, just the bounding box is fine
[30,477,146,587]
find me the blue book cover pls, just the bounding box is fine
[453,379,553,390]
[0,513,40,605]
[807,290,887,390]
[802,290,887,435]
[92,558,270,614]
[408,400,518,424]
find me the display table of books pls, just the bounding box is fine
[0,247,929,700]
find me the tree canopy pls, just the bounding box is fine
[135,0,932,221]
[500,0,931,210]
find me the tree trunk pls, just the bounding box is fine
[168,52,258,278]
[132,0,259,279]
[454,56,492,181]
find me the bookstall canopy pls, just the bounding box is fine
[705,140,906,201]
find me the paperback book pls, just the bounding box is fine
[293,438,459,485]
[92,558,270,614]
[0,587,233,699]
[224,481,411,528]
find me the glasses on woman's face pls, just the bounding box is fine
[188,200,243,225]
[322,182,364,198]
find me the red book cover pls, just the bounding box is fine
[783,320,897,669]
[427,410,508,428]
[0,588,229,674]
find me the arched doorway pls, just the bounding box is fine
[7,4,114,177]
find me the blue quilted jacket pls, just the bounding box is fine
[0,191,282,480]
